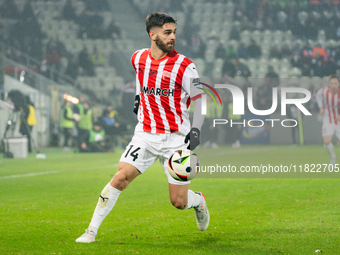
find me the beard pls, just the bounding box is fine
[155,36,175,54]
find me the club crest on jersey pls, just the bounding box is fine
[162,70,172,79]
[141,86,174,97]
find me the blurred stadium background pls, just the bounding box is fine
[1,1,340,253]
[0,0,340,149]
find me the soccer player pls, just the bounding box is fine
[316,75,340,166]
[76,12,209,243]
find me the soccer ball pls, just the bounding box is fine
[167,149,199,181]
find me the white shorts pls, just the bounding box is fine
[119,131,190,185]
[322,118,340,140]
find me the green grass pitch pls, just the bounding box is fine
[0,145,339,254]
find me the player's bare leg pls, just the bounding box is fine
[76,162,140,243]
[169,183,210,231]
[110,162,140,190]
[323,135,337,166]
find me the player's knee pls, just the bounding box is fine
[170,197,187,209]
[110,170,129,191]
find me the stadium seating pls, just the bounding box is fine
[1,0,126,105]
[2,0,339,100]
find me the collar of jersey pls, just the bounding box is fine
[148,49,177,62]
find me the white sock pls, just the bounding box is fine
[324,143,336,158]
[88,182,121,235]
[185,190,202,209]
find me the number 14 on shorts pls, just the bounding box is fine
[124,145,141,161]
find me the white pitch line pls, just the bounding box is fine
[0,163,120,180]
[0,171,58,180]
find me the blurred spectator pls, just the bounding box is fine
[45,48,61,71]
[24,95,36,153]
[73,95,85,116]
[276,11,288,30]
[312,58,325,77]
[40,58,48,78]
[265,66,280,87]
[247,40,261,59]
[301,63,312,77]
[237,43,248,59]
[291,53,302,68]
[79,122,112,153]
[91,47,105,67]
[222,59,236,78]
[235,59,251,78]
[240,16,250,30]
[60,100,75,151]
[65,56,79,80]
[77,101,93,150]
[324,57,338,77]
[301,42,313,57]
[8,91,36,153]
[215,43,226,60]
[98,106,120,135]
[312,44,326,60]
[46,37,67,58]
[78,47,95,76]
[254,18,264,30]
[225,45,238,60]
[97,105,129,147]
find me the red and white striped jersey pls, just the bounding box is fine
[316,87,340,124]
[131,48,203,134]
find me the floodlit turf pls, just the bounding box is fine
[1,145,339,254]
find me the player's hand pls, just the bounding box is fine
[336,115,340,122]
[319,108,324,115]
[184,128,200,150]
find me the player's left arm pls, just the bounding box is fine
[131,50,141,115]
[182,63,205,150]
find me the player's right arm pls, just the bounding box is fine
[316,88,324,115]
[131,50,141,115]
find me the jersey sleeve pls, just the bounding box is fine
[182,63,204,100]
[131,50,139,73]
